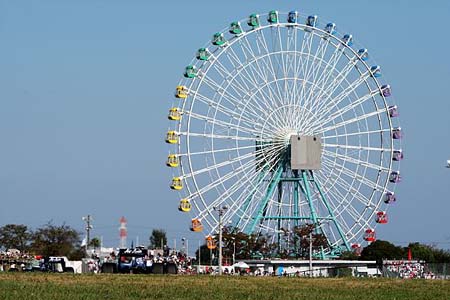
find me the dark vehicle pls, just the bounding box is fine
[118,247,151,274]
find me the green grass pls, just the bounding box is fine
[0,273,449,300]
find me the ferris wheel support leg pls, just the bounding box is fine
[311,172,351,252]
[301,170,326,259]
[248,165,284,233]
[238,169,268,232]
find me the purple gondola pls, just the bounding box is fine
[389,105,399,117]
[381,85,391,97]
[384,192,396,204]
[393,150,403,161]
[392,127,402,139]
[389,171,401,183]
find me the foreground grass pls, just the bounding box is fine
[0,273,449,300]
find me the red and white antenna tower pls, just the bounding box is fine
[119,216,127,249]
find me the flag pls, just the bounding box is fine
[81,237,87,247]
[408,248,412,261]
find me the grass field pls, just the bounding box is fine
[0,273,449,300]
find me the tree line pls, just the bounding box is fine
[2,223,449,264]
[0,223,84,260]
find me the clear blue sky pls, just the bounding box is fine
[1,0,449,251]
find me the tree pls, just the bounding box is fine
[292,224,328,258]
[0,224,31,252]
[89,237,101,249]
[360,240,405,264]
[149,229,167,249]
[29,222,81,259]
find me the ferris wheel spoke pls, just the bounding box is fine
[195,149,284,218]
[311,72,373,123]
[319,164,376,218]
[316,107,389,134]
[322,128,390,140]
[322,156,386,193]
[188,112,261,136]
[296,34,331,108]
[311,91,377,133]
[183,142,285,181]
[193,92,264,127]
[323,143,392,153]
[323,149,390,173]
[307,41,346,104]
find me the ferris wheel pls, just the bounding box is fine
[165,10,402,257]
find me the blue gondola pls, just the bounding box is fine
[357,49,369,61]
[325,23,336,35]
[370,65,381,78]
[342,34,353,46]
[288,11,298,23]
[306,15,317,27]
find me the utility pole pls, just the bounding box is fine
[309,231,313,278]
[214,206,228,275]
[82,215,93,253]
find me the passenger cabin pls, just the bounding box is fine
[248,14,260,28]
[375,211,388,224]
[166,154,179,168]
[342,34,353,46]
[206,235,216,249]
[197,48,211,61]
[267,10,279,24]
[389,171,401,183]
[190,218,203,232]
[393,150,403,161]
[380,85,391,97]
[351,243,362,255]
[358,49,369,61]
[384,192,396,204]
[389,105,399,118]
[364,229,376,242]
[305,15,318,31]
[392,127,402,139]
[370,65,381,78]
[184,65,198,78]
[324,23,336,35]
[229,21,243,35]
[287,11,298,23]
[168,107,182,121]
[178,199,191,212]
[170,177,183,190]
[165,131,179,144]
[212,32,226,46]
[175,86,188,99]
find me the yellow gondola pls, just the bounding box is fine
[178,199,191,212]
[175,85,188,99]
[165,131,179,144]
[170,177,183,190]
[168,107,182,121]
[166,154,179,167]
[206,235,216,249]
[190,218,203,232]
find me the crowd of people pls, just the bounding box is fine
[384,261,436,279]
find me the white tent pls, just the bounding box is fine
[233,261,250,269]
